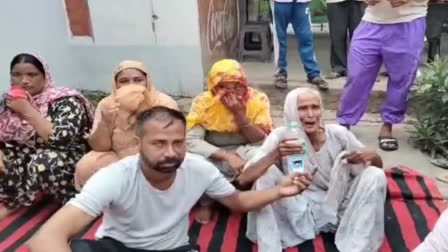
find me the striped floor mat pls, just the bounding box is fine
[1,166,446,252]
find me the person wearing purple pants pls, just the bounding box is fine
[337,0,428,151]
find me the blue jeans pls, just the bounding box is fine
[275,2,321,78]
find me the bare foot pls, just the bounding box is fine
[195,205,213,224]
[0,207,18,222]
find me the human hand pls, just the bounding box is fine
[220,93,246,116]
[224,152,247,176]
[278,169,317,197]
[277,138,305,158]
[364,0,381,6]
[101,100,120,124]
[388,0,410,7]
[342,150,377,166]
[6,96,36,118]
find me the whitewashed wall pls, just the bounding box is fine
[0,0,205,96]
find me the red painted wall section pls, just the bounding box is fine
[65,0,93,37]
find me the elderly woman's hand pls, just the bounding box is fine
[343,150,378,167]
[277,138,305,158]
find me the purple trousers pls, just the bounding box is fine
[337,18,426,125]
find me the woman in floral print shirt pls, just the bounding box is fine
[0,53,93,221]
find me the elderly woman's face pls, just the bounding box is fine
[296,93,322,134]
[115,69,147,90]
[214,81,246,97]
[10,63,46,96]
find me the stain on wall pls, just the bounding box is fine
[198,0,240,74]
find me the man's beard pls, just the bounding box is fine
[140,152,183,174]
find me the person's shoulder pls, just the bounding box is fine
[95,154,140,180]
[181,153,217,174]
[154,91,179,110]
[326,124,350,134]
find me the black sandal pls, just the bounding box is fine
[274,72,288,89]
[326,72,345,80]
[378,136,399,151]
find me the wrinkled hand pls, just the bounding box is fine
[225,152,246,176]
[278,169,316,197]
[388,0,410,7]
[220,93,246,116]
[0,151,7,174]
[101,100,120,124]
[342,150,377,166]
[364,0,381,5]
[277,138,305,158]
[6,97,35,118]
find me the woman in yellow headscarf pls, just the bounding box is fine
[74,60,178,189]
[186,59,273,223]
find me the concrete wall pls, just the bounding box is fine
[0,0,77,94]
[0,0,205,96]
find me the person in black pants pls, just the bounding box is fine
[326,0,366,79]
[426,0,448,63]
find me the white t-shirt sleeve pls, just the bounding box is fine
[68,166,123,218]
[202,162,236,199]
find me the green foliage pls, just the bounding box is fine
[410,57,448,157]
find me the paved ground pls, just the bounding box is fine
[238,30,448,198]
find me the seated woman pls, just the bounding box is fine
[240,87,387,252]
[186,59,273,223]
[75,60,178,189]
[0,53,93,220]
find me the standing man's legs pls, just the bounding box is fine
[291,2,328,89]
[426,4,448,62]
[273,2,292,89]
[337,22,383,127]
[327,1,350,78]
[348,0,366,39]
[379,18,426,150]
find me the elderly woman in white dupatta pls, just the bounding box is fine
[239,87,387,252]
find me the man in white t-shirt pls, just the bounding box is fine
[27,106,314,252]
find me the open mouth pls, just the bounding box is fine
[303,121,316,127]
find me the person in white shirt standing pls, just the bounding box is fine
[273,0,329,90]
[26,106,314,252]
[326,0,366,79]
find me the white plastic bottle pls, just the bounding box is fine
[285,122,307,173]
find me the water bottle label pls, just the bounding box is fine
[288,156,305,173]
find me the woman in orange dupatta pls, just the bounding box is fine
[75,60,178,189]
[186,59,273,223]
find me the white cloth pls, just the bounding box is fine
[362,0,428,24]
[245,88,387,252]
[68,154,236,250]
[413,209,448,252]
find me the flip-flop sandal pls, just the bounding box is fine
[431,159,448,169]
[274,75,288,89]
[378,136,399,151]
[436,174,448,184]
[326,72,345,80]
[307,77,329,91]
